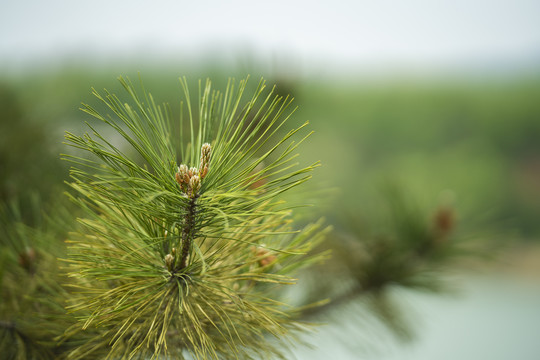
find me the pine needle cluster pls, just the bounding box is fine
[62,77,327,359]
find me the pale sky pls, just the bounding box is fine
[1,0,540,73]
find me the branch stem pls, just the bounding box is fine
[178,195,198,270]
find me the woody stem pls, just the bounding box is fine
[178,195,198,270]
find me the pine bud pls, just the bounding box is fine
[176,164,189,184]
[433,206,455,243]
[18,247,36,272]
[189,175,201,196]
[199,143,212,179]
[251,246,277,267]
[175,172,183,185]
[259,253,276,267]
[164,254,175,271]
[200,165,208,179]
[188,167,199,178]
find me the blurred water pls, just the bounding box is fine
[292,273,540,360]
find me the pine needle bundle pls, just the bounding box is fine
[62,77,327,359]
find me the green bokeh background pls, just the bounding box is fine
[1,65,538,241]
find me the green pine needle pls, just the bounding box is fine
[62,76,327,359]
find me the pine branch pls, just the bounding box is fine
[297,189,473,340]
[62,76,327,359]
[178,194,198,271]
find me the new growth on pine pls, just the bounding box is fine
[172,143,211,271]
[61,77,328,359]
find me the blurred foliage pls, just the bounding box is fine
[2,67,539,236]
[0,83,67,223]
[293,77,540,239]
[297,186,480,340]
[0,199,81,360]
